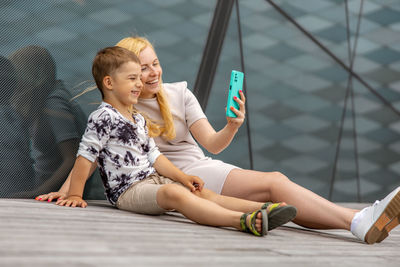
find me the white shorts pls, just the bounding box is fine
[179,158,239,194]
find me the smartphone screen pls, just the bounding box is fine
[226,70,244,118]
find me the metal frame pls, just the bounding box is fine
[193,0,234,110]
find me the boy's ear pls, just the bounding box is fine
[103,76,112,90]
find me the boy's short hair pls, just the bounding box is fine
[92,46,140,98]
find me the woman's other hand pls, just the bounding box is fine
[35,191,67,202]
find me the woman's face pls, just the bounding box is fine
[138,46,162,99]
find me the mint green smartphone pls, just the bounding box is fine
[226,70,244,118]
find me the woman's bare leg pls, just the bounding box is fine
[221,169,357,230]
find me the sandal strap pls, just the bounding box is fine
[262,202,285,212]
[240,209,268,236]
[248,211,261,236]
[261,202,273,210]
[240,213,248,232]
[268,203,282,212]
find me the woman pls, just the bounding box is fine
[37,36,400,244]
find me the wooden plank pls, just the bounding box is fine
[0,199,398,266]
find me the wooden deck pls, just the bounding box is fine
[0,199,398,267]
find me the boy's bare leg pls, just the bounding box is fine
[156,184,263,232]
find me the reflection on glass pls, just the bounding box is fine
[0,55,34,197]
[6,46,102,198]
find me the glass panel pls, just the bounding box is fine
[207,0,400,202]
[0,0,214,199]
[1,0,399,202]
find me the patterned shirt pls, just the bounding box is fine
[77,102,161,205]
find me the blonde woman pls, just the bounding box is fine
[37,36,400,244]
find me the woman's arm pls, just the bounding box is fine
[190,90,246,154]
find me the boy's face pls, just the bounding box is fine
[108,61,142,106]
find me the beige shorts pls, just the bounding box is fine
[116,172,183,215]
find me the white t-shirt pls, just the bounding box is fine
[135,82,238,193]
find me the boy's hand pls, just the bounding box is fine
[181,175,205,192]
[35,192,67,202]
[56,195,87,208]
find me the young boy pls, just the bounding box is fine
[56,46,297,236]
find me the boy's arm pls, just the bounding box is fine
[36,160,97,202]
[153,154,204,192]
[56,156,94,208]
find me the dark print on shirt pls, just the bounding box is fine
[110,154,121,169]
[136,170,150,181]
[87,110,112,140]
[87,146,98,156]
[111,173,132,190]
[141,141,150,154]
[124,151,139,166]
[114,120,139,145]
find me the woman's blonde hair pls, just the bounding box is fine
[116,36,175,140]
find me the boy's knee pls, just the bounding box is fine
[157,184,186,203]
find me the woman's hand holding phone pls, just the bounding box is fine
[226,70,246,129]
[226,90,245,127]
